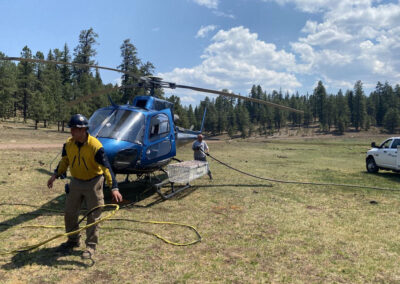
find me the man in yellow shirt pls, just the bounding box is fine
[47,114,123,259]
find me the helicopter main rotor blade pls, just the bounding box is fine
[2,57,304,113]
[2,57,148,80]
[175,84,304,114]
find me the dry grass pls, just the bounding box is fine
[1,123,400,283]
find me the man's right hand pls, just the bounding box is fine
[111,189,123,203]
[47,174,56,189]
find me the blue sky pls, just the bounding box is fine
[1,0,400,106]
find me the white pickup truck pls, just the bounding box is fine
[366,137,400,173]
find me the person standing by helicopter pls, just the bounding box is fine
[47,114,123,259]
[192,134,213,180]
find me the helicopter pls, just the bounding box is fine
[2,57,303,198]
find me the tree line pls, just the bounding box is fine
[0,28,399,135]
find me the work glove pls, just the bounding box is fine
[206,153,210,156]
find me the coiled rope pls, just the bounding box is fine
[0,203,201,255]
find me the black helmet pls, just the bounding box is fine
[68,114,89,128]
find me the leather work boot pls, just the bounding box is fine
[81,245,96,260]
[55,240,80,254]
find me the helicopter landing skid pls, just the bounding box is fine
[153,179,191,200]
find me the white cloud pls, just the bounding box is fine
[192,0,235,18]
[178,95,196,104]
[264,0,340,13]
[159,26,301,99]
[192,0,219,9]
[212,10,235,18]
[285,0,400,90]
[195,25,217,38]
[164,0,400,100]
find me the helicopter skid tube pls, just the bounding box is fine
[153,179,191,200]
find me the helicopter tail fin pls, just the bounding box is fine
[200,107,207,133]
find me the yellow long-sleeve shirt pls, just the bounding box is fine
[55,134,117,189]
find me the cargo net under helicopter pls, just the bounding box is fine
[154,160,209,200]
[167,160,209,184]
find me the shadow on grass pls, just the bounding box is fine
[194,183,273,188]
[2,248,92,270]
[0,197,66,234]
[361,171,400,184]
[36,168,56,176]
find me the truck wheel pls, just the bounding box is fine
[366,157,379,173]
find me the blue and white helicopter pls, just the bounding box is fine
[3,57,303,198]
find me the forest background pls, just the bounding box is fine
[1,28,399,136]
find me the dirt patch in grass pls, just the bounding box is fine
[0,143,62,150]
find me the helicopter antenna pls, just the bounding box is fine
[107,95,117,108]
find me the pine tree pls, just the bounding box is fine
[383,108,400,133]
[236,99,250,138]
[346,89,354,126]
[29,51,47,128]
[167,95,189,128]
[187,104,196,129]
[0,52,17,119]
[72,28,98,83]
[335,89,350,133]
[61,43,72,84]
[16,46,35,122]
[119,39,141,103]
[313,81,328,130]
[353,80,367,131]
[215,95,229,134]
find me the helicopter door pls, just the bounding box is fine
[143,112,176,165]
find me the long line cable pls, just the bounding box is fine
[205,152,399,191]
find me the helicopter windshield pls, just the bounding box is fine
[93,109,145,144]
[89,109,113,132]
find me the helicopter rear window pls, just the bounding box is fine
[96,110,145,144]
[135,100,148,108]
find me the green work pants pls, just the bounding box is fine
[65,175,104,248]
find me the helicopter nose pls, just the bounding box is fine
[113,148,138,171]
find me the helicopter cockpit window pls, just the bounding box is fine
[89,109,113,134]
[149,114,170,141]
[96,110,145,144]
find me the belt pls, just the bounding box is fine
[72,175,102,183]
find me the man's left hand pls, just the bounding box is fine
[111,189,123,203]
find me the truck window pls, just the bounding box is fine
[391,139,400,149]
[381,139,393,149]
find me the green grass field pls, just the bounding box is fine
[1,123,400,283]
